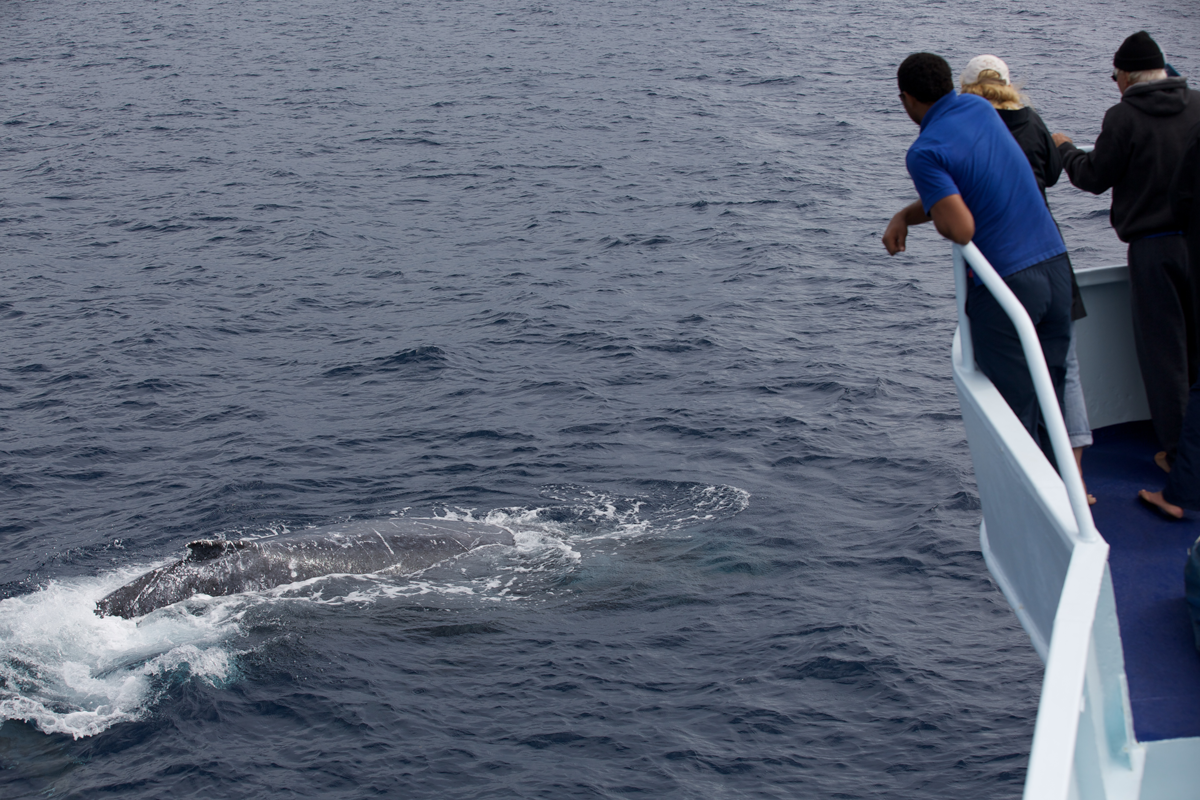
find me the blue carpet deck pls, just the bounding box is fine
[1085,421,1200,742]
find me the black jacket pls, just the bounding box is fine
[998,107,1062,200]
[1059,77,1200,242]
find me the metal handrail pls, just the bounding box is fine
[951,242,1098,543]
[1023,541,1109,800]
[953,241,1114,799]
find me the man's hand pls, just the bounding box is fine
[883,212,909,255]
[883,200,931,255]
[1052,132,1073,147]
[884,196,973,253]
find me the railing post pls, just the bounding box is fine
[952,245,975,373]
[952,242,1098,543]
[1022,540,1109,800]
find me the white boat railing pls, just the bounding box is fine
[952,242,1096,542]
[951,243,1136,800]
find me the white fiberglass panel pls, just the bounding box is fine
[1140,737,1200,799]
[953,333,1078,658]
[1073,264,1151,429]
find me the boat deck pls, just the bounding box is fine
[1087,421,1200,742]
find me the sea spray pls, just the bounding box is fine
[0,570,239,739]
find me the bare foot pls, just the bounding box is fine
[1156,451,1172,473]
[1073,446,1096,505]
[1082,478,1096,506]
[1138,489,1184,520]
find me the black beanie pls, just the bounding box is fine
[1113,31,1165,72]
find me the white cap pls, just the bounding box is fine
[960,54,1010,86]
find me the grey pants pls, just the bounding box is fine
[1064,324,1092,449]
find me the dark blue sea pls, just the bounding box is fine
[1,1,1188,797]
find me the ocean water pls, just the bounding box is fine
[1,0,1190,797]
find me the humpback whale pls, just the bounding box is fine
[96,517,515,619]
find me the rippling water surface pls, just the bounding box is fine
[2,0,1192,797]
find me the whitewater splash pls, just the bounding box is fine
[0,482,747,738]
[0,568,240,739]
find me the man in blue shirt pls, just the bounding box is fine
[883,52,1072,462]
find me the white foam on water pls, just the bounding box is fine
[0,567,241,739]
[444,482,751,543]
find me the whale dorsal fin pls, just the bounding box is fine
[186,539,248,562]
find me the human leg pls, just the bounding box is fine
[1029,254,1073,416]
[1163,378,1200,511]
[966,255,1071,464]
[1139,376,1200,519]
[1010,254,1071,457]
[968,281,1040,441]
[1064,323,1096,502]
[1063,325,1092,449]
[1128,236,1192,462]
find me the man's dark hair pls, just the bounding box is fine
[897,53,954,104]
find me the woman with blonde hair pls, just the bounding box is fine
[961,55,1027,108]
[962,55,1095,502]
[961,55,1059,197]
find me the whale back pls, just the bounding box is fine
[95,518,515,619]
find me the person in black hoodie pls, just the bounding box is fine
[1053,31,1200,473]
[960,55,1095,502]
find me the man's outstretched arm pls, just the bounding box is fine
[1053,128,1121,195]
[883,195,974,255]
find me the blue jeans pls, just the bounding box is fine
[967,252,1073,465]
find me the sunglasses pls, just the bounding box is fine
[1112,69,1120,82]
